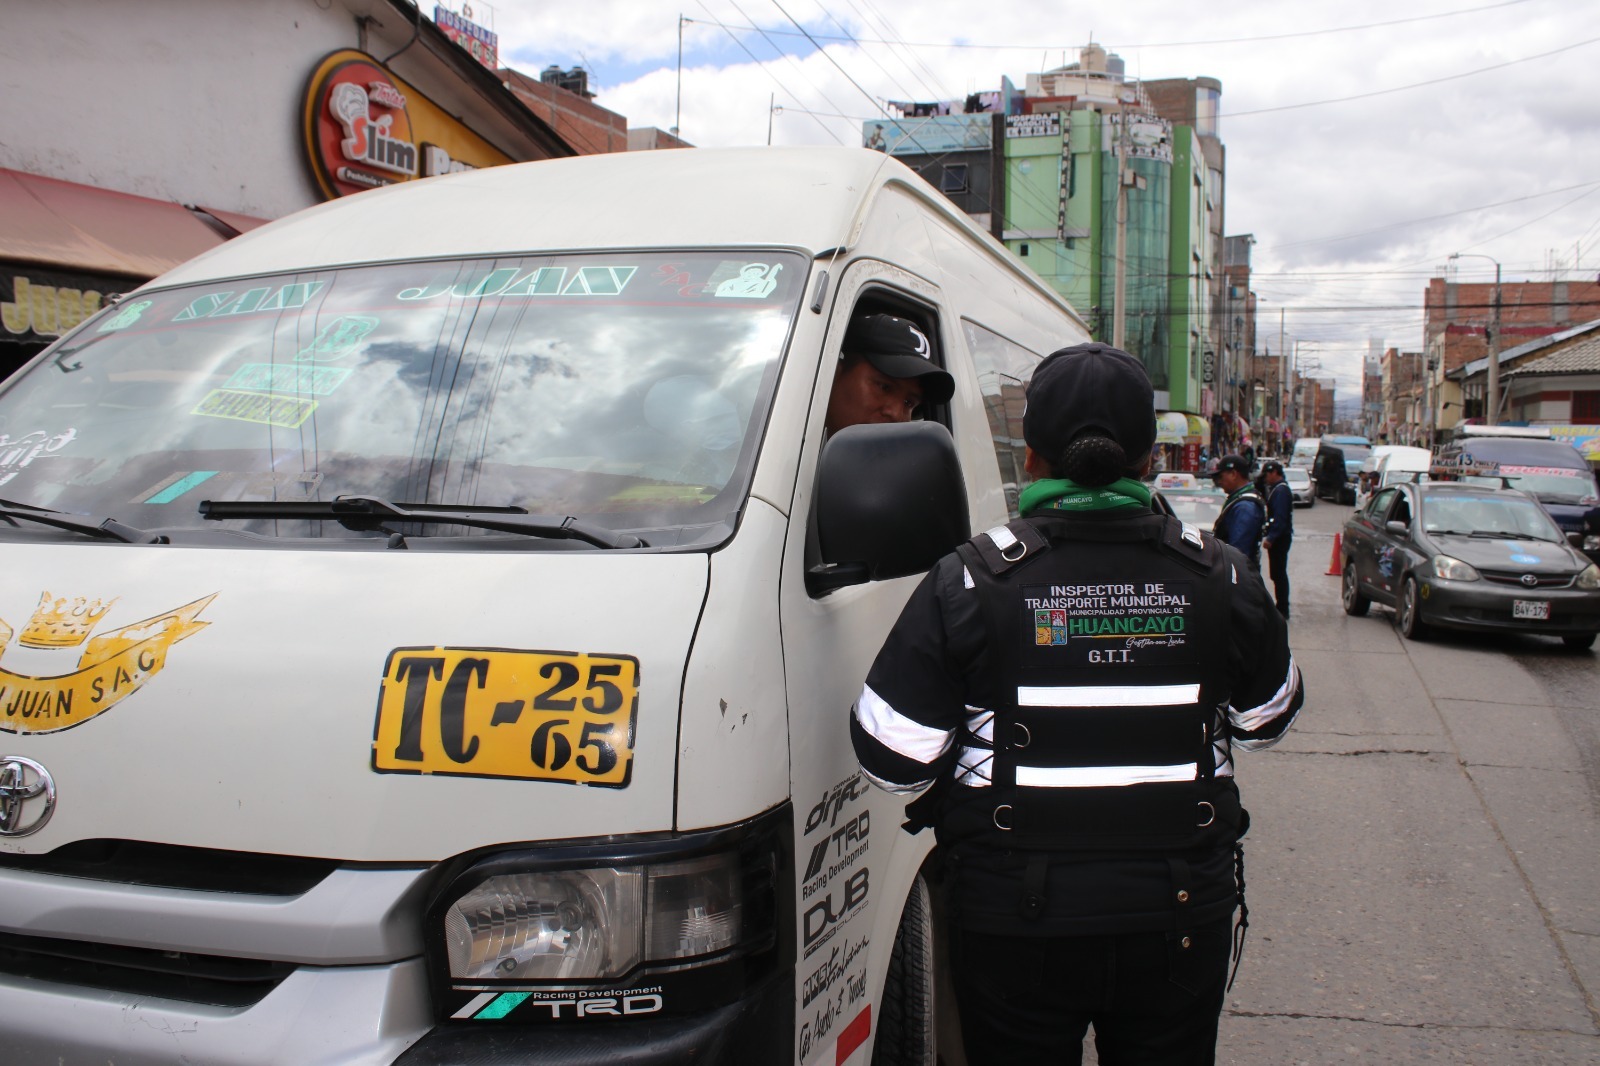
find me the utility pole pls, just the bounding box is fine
[674,15,684,138]
[1279,308,1288,433]
[1111,104,1128,351]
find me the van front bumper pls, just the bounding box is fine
[393,970,792,1065]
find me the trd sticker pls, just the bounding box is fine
[452,985,666,1022]
[712,262,783,298]
[193,389,318,428]
[97,299,153,332]
[224,363,352,395]
[0,592,216,735]
[172,282,325,322]
[802,810,869,899]
[372,648,639,787]
[0,428,76,488]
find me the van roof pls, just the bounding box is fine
[152,147,1076,321]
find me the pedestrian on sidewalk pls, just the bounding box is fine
[1260,460,1294,618]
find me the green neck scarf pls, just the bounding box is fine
[1019,476,1152,517]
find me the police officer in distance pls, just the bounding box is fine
[850,342,1303,1065]
[1209,454,1266,570]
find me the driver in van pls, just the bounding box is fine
[824,314,955,433]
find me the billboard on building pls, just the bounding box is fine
[434,5,498,69]
[863,113,993,156]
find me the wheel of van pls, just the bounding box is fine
[1562,633,1596,651]
[1397,577,1430,640]
[871,874,935,1066]
[1342,563,1370,616]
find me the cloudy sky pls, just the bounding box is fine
[478,0,1598,408]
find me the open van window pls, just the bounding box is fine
[0,251,806,548]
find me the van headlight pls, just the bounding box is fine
[443,852,742,981]
[1431,555,1480,581]
[1578,564,1600,590]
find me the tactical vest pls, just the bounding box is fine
[941,510,1242,854]
[1214,490,1264,569]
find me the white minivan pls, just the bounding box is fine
[0,147,1090,1065]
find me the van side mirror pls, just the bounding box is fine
[808,422,970,595]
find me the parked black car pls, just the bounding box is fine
[1340,481,1600,649]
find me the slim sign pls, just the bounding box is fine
[302,50,514,200]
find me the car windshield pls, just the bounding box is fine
[0,251,806,547]
[1284,469,1310,485]
[1420,493,1565,542]
[1492,467,1597,504]
[1159,486,1226,527]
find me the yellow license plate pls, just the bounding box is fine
[372,647,638,787]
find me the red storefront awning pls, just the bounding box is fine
[0,167,263,279]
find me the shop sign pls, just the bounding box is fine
[302,50,515,200]
[434,5,498,69]
[1,267,131,346]
[1005,113,1060,139]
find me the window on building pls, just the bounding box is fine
[1574,390,1600,421]
[941,164,969,193]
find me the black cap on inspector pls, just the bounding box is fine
[842,315,955,404]
[1022,341,1155,463]
[1209,454,1252,480]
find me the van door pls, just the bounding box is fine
[778,261,974,1066]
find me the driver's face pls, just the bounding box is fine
[825,359,924,433]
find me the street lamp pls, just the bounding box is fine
[1449,252,1502,426]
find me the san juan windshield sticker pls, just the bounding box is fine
[0,592,216,734]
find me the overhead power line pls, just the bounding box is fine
[1221,34,1600,119]
[682,1,1533,53]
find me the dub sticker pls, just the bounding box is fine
[0,592,216,734]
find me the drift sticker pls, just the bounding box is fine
[193,390,318,429]
[1022,582,1195,665]
[0,592,216,734]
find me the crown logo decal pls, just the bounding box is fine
[19,592,118,649]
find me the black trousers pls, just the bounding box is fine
[953,917,1233,1066]
[1265,538,1291,617]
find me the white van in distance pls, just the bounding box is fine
[0,147,1090,1065]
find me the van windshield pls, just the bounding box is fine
[0,251,806,547]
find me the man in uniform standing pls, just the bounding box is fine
[1209,454,1265,570]
[850,342,1303,1065]
[1259,461,1294,618]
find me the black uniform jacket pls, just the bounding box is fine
[850,506,1303,935]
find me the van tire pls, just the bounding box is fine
[872,874,935,1066]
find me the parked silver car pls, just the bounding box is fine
[1283,466,1315,507]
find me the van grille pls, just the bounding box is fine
[0,931,295,1007]
[0,839,336,895]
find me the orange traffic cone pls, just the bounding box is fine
[1325,532,1343,576]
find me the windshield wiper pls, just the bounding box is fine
[0,498,166,544]
[1467,530,1525,540]
[199,496,646,549]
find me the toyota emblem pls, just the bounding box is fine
[0,756,56,837]
[1521,573,1539,588]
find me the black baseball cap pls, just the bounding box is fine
[1261,460,1285,476]
[1210,454,1252,479]
[842,315,955,404]
[1022,342,1155,463]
